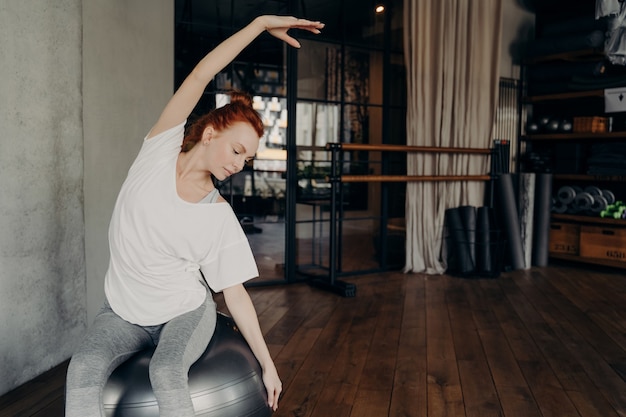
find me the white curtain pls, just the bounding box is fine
[403,0,503,274]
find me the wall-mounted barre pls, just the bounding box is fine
[324,143,493,184]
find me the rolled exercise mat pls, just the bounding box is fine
[444,208,474,276]
[557,185,577,205]
[532,173,553,267]
[591,194,608,213]
[584,185,602,197]
[552,200,568,213]
[602,189,616,205]
[458,206,477,271]
[518,173,536,269]
[574,191,594,212]
[476,206,494,276]
[496,174,525,270]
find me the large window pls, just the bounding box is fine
[175,0,406,282]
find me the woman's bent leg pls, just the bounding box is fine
[65,304,153,417]
[149,295,217,417]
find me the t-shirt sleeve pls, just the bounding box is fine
[199,211,259,292]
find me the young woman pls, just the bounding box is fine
[65,15,324,417]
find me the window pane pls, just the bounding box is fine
[343,48,383,105]
[389,53,407,107]
[297,40,342,101]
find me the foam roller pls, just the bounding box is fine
[584,185,602,197]
[557,186,577,205]
[574,192,594,211]
[590,195,608,213]
[602,189,616,205]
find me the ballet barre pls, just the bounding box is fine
[307,142,499,297]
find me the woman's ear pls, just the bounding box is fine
[202,126,214,143]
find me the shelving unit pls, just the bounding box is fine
[521,49,626,269]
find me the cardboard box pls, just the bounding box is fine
[549,222,580,255]
[579,225,626,262]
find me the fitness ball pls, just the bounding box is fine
[102,312,272,417]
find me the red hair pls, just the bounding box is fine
[182,90,264,152]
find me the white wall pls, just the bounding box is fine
[83,0,173,324]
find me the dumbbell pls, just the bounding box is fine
[600,202,626,218]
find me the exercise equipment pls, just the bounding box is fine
[601,202,626,219]
[574,191,594,211]
[102,312,272,417]
[445,208,474,276]
[557,185,577,205]
[553,185,620,217]
[603,189,616,205]
[584,185,602,197]
[532,173,553,267]
[497,174,525,270]
[590,194,608,213]
[475,207,493,275]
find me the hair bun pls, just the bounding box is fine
[229,90,253,108]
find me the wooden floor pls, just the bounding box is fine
[1,264,625,417]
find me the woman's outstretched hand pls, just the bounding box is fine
[257,15,325,48]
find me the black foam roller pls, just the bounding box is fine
[557,185,577,204]
[445,208,474,275]
[591,194,608,213]
[532,173,553,267]
[574,192,594,211]
[476,207,493,275]
[496,174,525,270]
[458,205,477,271]
[602,189,616,205]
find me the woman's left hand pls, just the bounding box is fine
[258,15,325,48]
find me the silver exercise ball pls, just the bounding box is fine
[102,312,272,417]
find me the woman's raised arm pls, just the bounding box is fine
[147,15,324,139]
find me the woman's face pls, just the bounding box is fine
[205,122,260,181]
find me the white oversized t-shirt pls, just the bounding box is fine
[104,122,259,326]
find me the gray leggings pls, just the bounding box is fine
[65,292,217,417]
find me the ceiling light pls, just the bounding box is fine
[375,4,385,14]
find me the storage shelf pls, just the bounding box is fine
[524,48,626,270]
[549,252,626,269]
[552,174,626,182]
[525,48,604,64]
[524,131,626,140]
[552,213,626,226]
[524,89,605,103]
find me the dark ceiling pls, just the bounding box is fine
[174,0,395,50]
[174,0,401,88]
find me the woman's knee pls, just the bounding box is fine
[66,349,111,388]
[149,354,187,391]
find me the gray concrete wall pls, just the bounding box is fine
[0,0,172,396]
[0,0,85,395]
[83,0,173,325]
